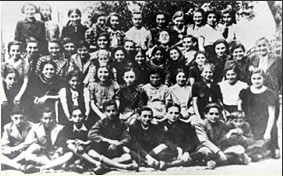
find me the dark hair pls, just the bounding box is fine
[213,39,229,56]
[194,50,207,61]
[205,10,221,24]
[204,103,222,114]
[138,106,153,116]
[222,8,237,24]
[112,47,127,60]
[40,106,55,117]
[223,60,240,77]
[48,39,62,51]
[96,32,110,48]
[26,38,39,45]
[21,3,38,14]
[67,69,83,82]
[132,11,143,18]
[70,105,85,118]
[166,103,181,112]
[8,41,22,53]
[227,111,245,120]
[106,13,121,29]
[39,3,52,21]
[256,37,269,45]
[193,8,205,26]
[152,46,166,59]
[39,60,57,73]
[102,100,117,112]
[61,37,75,46]
[175,68,188,80]
[124,39,136,47]
[10,105,25,116]
[76,40,90,49]
[91,12,106,24]
[168,46,183,61]
[148,68,163,78]
[2,63,20,79]
[67,8,82,17]
[94,65,114,83]
[230,41,246,55]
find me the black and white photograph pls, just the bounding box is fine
[0,1,282,175]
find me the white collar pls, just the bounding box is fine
[73,123,87,132]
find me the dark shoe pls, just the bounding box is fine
[92,165,111,175]
[21,164,40,174]
[126,161,139,172]
[241,154,251,165]
[206,160,216,170]
[251,154,263,162]
[73,164,84,173]
[158,161,166,171]
[272,149,281,159]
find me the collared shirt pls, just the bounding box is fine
[125,26,152,50]
[73,123,88,132]
[258,54,268,73]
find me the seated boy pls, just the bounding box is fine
[1,105,36,173]
[13,106,73,173]
[87,100,138,171]
[66,106,136,173]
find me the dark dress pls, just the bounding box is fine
[61,22,88,45]
[188,64,203,84]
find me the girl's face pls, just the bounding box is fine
[69,76,79,90]
[9,45,21,60]
[63,42,76,56]
[24,4,36,18]
[97,16,106,26]
[97,67,110,82]
[195,53,206,66]
[251,73,264,88]
[193,12,203,26]
[158,31,170,45]
[41,63,55,79]
[173,16,184,29]
[132,14,143,28]
[167,106,180,122]
[114,50,125,63]
[26,42,39,56]
[69,12,81,26]
[48,42,61,57]
[123,70,136,86]
[77,46,89,59]
[222,13,232,26]
[176,72,187,86]
[135,52,145,65]
[4,73,17,90]
[97,36,108,49]
[149,73,161,87]
[226,69,237,85]
[232,47,244,61]
[140,110,152,127]
[124,41,135,52]
[40,6,51,19]
[98,55,109,66]
[215,43,226,57]
[207,13,217,27]
[201,67,213,81]
[183,37,194,50]
[153,50,163,63]
[205,107,220,124]
[71,109,84,124]
[169,49,180,61]
[110,15,119,29]
[156,14,166,28]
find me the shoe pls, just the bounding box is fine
[126,162,139,172]
[73,164,84,173]
[92,165,111,175]
[272,149,281,159]
[206,160,216,170]
[241,154,251,165]
[251,154,263,162]
[21,164,40,174]
[158,161,166,171]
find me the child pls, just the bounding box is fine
[58,70,90,126]
[111,47,129,85]
[218,63,248,113]
[87,100,138,171]
[89,32,111,60]
[123,39,136,59]
[14,107,73,172]
[106,13,125,49]
[150,12,169,45]
[1,105,36,173]
[170,11,187,42]
[195,103,248,169]
[35,39,69,79]
[61,37,76,60]
[125,11,152,50]
[61,8,88,45]
[188,51,207,86]
[132,49,149,85]
[181,35,198,67]
[220,9,237,42]
[15,3,46,53]
[239,68,278,159]
[169,68,193,120]
[116,68,148,122]
[85,12,107,51]
[186,8,205,38]
[142,69,171,120]
[192,63,223,122]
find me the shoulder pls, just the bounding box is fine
[3,122,13,131]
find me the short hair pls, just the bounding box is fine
[166,103,181,112]
[194,50,207,61]
[102,100,117,112]
[70,105,85,118]
[8,41,22,53]
[26,37,39,45]
[227,111,245,120]
[40,106,55,116]
[67,8,82,17]
[182,34,198,44]
[205,10,221,24]
[76,40,89,49]
[132,11,143,18]
[21,3,38,14]
[168,46,183,61]
[223,60,240,76]
[148,67,163,78]
[91,12,106,24]
[256,37,269,45]
[48,39,62,50]
[175,68,188,79]
[250,67,266,79]
[2,63,20,79]
[222,8,236,24]
[138,106,153,116]
[204,103,222,114]
[39,60,57,73]
[10,105,25,116]
[213,39,229,55]
[230,41,246,55]
[172,11,184,21]
[61,37,75,46]
[67,69,83,82]
[124,39,136,47]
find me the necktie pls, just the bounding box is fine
[223,27,229,39]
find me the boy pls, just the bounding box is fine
[1,105,37,173]
[248,37,282,159]
[142,69,171,120]
[125,11,152,50]
[181,35,198,67]
[14,107,73,172]
[87,100,138,171]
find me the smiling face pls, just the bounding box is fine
[251,73,264,89]
[207,13,217,27]
[114,49,125,63]
[256,39,269,57]
[232,47,244,61]
[183,37,194,51]
[153,50,163,63]
[124,41,135,52]
[193,11,203,26]
[222,12,232,26]
[173,16,184,29]
[158,31,170,45]
[11,114,26,128]
[97,67,110,82]
[97,36,108,49]
[9,45,21,60]
[226,69,237,85]
[77,46,89,59]
[26,42,39,56]
[176,72,187,86]
[169,49,180,61]
[195,53,206,66]
[135,51,145,65]
[41,63,55,80]
[215,43,226,58]
[48,42,61,57]
[205,107,220,124]
[140,110,153,127]
[23,4,36,18]
[4,73,18,90]
[201,66,213,82]
[69,76,79,90]
[63,42,76,56]
[110,15,119,30]
[98,55,109,66]
[40,112,55,129]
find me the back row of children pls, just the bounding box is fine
[1,2,282,173]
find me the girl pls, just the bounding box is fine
[169,68,193,120]
[106,13,125,49]
[165,47,186,85]
[61,37,76,60]
[89,32,111,60]
[171,11,187,42]
[58,70,90,126]
[218,63,248,114]
[111,47,129,85]
[1,64,20,129]
[61,8,88,45]
[188,51,207,86]
[4,41,30,106]
[15,3,46,53]
[186,8,205,38]
[239,68,277,159]
[35,39,69,79]
[220,9,237,42]
[116,68,148,122]
[210,39,230,83]
[132,49,149,85]
[39,3,60,41]
[25,60,65,122]
[88,66,120,123]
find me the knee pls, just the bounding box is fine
[198,147,213,157]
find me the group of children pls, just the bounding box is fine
[1,2,282,174]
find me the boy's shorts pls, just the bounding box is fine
[89,142,125,159]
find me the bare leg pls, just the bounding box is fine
[13,143,42,162]
[1,154,22,170]
[40,152,73,170]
